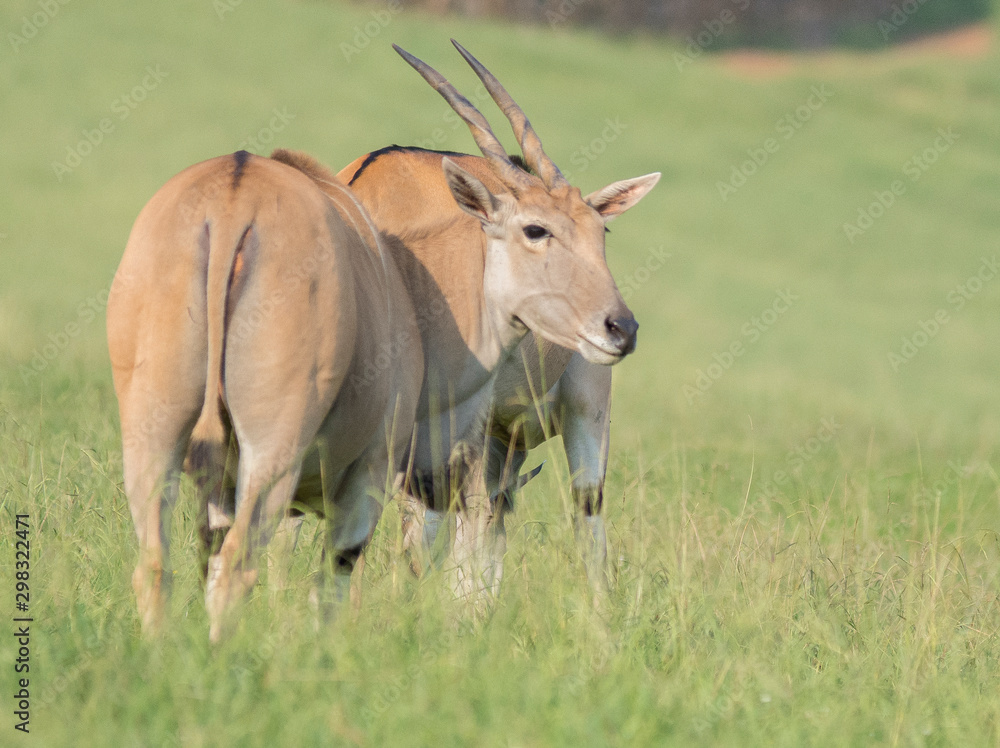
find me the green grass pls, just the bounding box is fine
[2,1,1000,745]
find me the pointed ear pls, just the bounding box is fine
[442,157,500,224]
[585,172,660,222]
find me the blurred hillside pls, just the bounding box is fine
[392,0,994,48]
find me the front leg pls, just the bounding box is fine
[399,469,454,578]
[558,354,613,599]
[314,457,379,624]
[399,489,430,577]
[450,437,524,607]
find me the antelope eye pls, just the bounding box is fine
[523,224,549,241]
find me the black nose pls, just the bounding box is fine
[605,315,639,355]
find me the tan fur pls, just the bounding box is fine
[331,44,659,603]
[108,151,422,640]
[338,147,654,602]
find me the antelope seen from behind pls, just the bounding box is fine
[108,149,423,642]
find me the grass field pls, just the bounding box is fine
[2,0,1000,745]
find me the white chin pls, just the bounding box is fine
[577,338,625,366]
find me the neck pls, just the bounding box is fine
[380,222,516,411]
[339,147,528,406]
[482,278,528,367]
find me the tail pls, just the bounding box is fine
[190,184,255,552]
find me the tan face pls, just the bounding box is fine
[443,158,660,365]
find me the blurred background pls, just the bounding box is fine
[399,0,992,47]
[1,1,999,742]
[3,0,997,466]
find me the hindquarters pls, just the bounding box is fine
[199,152,424,638]
[108,157,232,632]
[193,158,365,641]
[109,152,376,638]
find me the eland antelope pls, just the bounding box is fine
[333,42,660,600]
[107,149,423,641]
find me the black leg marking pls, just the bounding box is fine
[404,470,436,504]
[573,485,604,515]
[197,527,228,582]
[334,545,363,574]
[405,468,458,512]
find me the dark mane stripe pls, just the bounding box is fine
[347,145,468,186]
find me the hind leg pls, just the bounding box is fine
[399,490,429,576]
[451,437,525,606]
[195,435,237,584]
[401,452,474,578]
[121,399,197,634]
[205,444,305,643]
[313,456,383,623]
[402,500,452,578]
